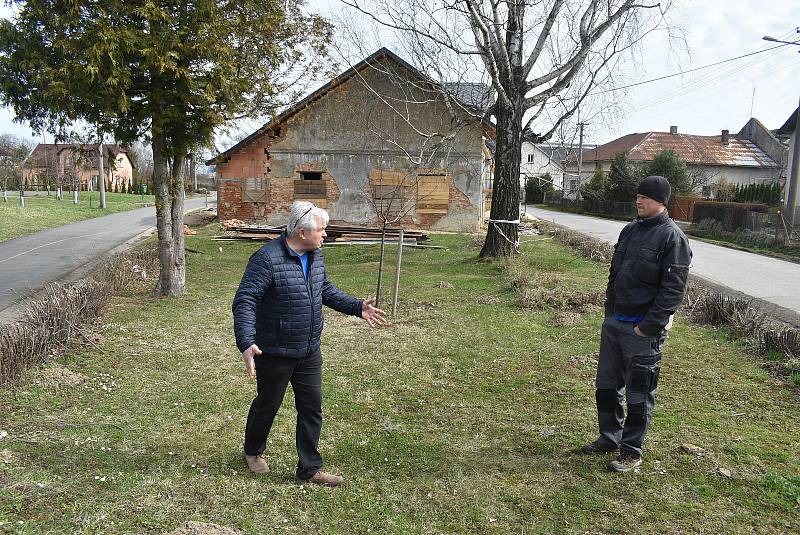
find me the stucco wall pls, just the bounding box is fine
[520,141,564,191]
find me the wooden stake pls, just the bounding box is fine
[391,229,404,317]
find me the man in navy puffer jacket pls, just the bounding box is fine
[233,201,386,486]
[581,176,692,473]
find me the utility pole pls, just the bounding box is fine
[763,33,799,239]
[786,98,800,236]
[576,122,588,200]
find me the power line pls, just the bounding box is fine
[630,45,795,114]
[592,43,794,95]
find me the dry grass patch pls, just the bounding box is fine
[503,256,603,311]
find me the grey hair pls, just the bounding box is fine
[287,201,329,236]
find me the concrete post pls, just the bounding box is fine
[785,100,800,236]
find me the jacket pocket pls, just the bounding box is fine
[634,247,661,285]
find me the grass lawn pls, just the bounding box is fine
[0,192,157,243]
[1,228,798,534]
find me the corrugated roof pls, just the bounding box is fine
[576,131,779,168]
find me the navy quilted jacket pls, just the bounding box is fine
[232,234,363,358]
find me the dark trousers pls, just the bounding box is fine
[244,349,323,480]
[594,318,665,457]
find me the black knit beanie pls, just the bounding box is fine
[637,175,671,205]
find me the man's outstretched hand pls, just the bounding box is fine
[242,344,262,380]
[361,297,387,327]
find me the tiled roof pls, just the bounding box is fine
[575,132,779,168]
[26,143,127,167]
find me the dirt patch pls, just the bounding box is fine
[164,521,244,535]
[436,281,454,289]
[549,311,582,327]
[36,364,88,388]
[184,209,218,227]
[569,351,599,366]
[476,295,501,305]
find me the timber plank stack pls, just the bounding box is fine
[218,220,428,243]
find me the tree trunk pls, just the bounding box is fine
[98,143,106,208]
[375,220,387,307]
[152,135,187,297]
[480,100,523,258]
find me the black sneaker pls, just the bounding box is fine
[581,440,619,454]
[607,451,642,472]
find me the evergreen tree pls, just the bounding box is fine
[605,151,640,202]
[643,149,692,196]
[0,0,332,296]
[580,162,608,202]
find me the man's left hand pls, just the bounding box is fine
[361,297,387,327]
[633,325,648,337]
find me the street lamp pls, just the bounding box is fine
[763,34,800,238]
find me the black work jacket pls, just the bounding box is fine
[605,210,692,336]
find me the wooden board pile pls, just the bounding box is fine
[217,220,429,244]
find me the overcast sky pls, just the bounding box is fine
[0,1,797,147]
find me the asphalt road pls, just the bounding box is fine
[0,194,216,316]
[525,205,800,321]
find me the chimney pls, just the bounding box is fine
[669,125,678,135]
[721,129,730,145]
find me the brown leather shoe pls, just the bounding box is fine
[244,454,270,475]
[307,470,343,487]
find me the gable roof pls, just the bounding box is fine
[25,143,128,168]
[207,48,493,165]
[574,131,779,168]
[775,107,797,137]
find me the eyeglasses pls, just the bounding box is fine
[292,206,314,232]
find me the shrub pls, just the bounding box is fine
[692,201,768,232]
[0,245,158,385]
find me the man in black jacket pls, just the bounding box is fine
[582,175,692,472]
[233,201,386,486]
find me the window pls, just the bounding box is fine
[294,169,327,207]
[369,169,411,219]
[527,153,535,164]
[300,171,323,181]
[416,173,450,215]
[243,177,267,202]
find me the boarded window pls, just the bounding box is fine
[294,170,327,208]
[242,177,267,203]
[300,171,323,181]
[369,170,411,219]
[416,173,450,215]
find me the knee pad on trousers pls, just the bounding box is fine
[596,389,619,412]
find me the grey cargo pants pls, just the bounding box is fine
[594,317,666,457]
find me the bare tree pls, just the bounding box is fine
[341,0,675,256]
[687,166,716,196]
[0,135,32,202]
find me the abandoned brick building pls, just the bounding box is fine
[208,48,494,231]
